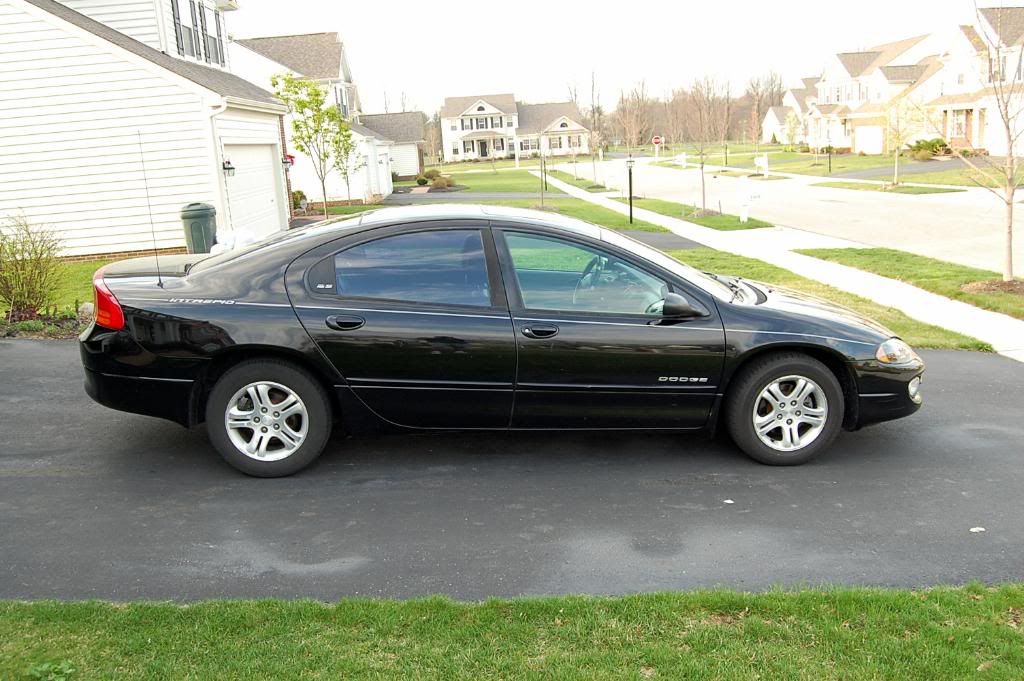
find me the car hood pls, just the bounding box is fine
[743,279,896,340]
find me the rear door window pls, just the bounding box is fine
[333,230,491,307]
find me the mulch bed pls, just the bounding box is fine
[961,280,1024,295]
[1,315,85,339]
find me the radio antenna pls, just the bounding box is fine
[136,130,163,288]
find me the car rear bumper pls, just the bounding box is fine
[84,367,194,427]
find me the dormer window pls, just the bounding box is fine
[477,105,485,111]
[559,121,568,128]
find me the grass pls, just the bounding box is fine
[548,168,607,192]
[796,247,1024,320]
[55,260,112,310]
[814,181,965,195]
[878,167,1024,188]
[613,197,773,231]
[426,155,598,173]
[669,248,991,350]
[3,586,1024,679]
[489,198,667,233]
[448,170,564,194]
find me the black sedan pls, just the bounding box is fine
[80,204,924,476]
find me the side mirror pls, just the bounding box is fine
[661,292,704,318]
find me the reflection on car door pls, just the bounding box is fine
[291,225,517,429]
[495,228,726,429]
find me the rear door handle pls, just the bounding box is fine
[521,323,558,339]
[325,314,365,331]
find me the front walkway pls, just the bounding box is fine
[539,170,1024,363]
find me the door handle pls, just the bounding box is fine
[325,314,365,331]
[521,323,558,339]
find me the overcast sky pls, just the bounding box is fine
[227,0,982,114]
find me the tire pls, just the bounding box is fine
[205,359,332,477]
[724,352,844,466]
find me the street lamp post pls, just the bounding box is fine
[626,156,635,224]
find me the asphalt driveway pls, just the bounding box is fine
[2,340,1023,601]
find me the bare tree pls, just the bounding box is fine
[886,96,932,185]
[424,112,442,164]
[664,88,689,146]
[614,81,652,151]
[687,76,727,213]
[784,111,802,150]
[746,72,785,143]
[588,72,603,183]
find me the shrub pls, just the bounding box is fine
[416,175,428,185]
[423,169,441,180]
[10,319,45,333]
[909,138,949,155]
[391,171,399,182]
[914,149,933,162]
[431,176,451,189]
[291,189,307,209]
[0,215,63,322]
[858,151,867,156]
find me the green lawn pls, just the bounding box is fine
[3,586,1024,679]
[728,151,895,177]
[548,169,608,192]
[875,167,1024,188]
[427,156,597,173]
[796,247,1024,320]
[55,260,112,311]
[670,248,990,350]
[614,197,773,231]
[489,198,667,233]
[448,170,563,194]
[814,181,965,195]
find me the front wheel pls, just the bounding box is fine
[205,359,332,477]
[725,353,844,465]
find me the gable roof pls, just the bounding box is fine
[960,24,988,53]
[22,0,280,107]
[358,112,427,144]
[515,101,587,135]
[979,7,1024,47]
[440,94,518,118]
[836,34,930,78]
[881,64,929,82]
[349,121,391,142]
[837,51,882,78]
[767,106,794,122]
[801,77,820,89]
[235,32,344,80]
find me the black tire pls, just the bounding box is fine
[205,359,332,477]
[724,352,844,465]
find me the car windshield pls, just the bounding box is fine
[598,229,736,300]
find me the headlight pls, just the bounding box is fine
[875,338,920,365]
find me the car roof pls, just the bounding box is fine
[335,203,602,239]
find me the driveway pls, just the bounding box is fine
[2,340,1023,600]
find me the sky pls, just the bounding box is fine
[227,0,982,114]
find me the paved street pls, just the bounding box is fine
[2,340,1023,601]
[574,160,1023,273]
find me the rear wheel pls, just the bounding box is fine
[205,359,332,477]
[725,353,844,465]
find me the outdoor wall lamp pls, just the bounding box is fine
[282,154,295,170]
[222,160,236,177]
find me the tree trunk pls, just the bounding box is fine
[320,177,328,219]
[1006,185,1015,282]
[893,149,900,186]
[700,160,707,213]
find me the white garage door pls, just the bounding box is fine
[224,144,283,243]
[855,126,884,155]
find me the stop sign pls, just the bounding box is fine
[652,135,663,145]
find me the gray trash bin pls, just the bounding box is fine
[180,202,217,254]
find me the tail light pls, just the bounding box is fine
[93,267,125,330]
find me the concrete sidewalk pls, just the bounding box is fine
[537,170,1024,363]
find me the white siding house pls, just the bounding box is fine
[0,0,289,257]
[358,112,427,178]
[439,94,591,164]
[230,32,394,205]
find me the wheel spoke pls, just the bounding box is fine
[792,378,815,404]
[754,412,779,435]
[799,412,825,427]
[766,384,787,404]
[226,380,309,463]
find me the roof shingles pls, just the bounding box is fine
[235,33,343,80]
[358,112,427,144]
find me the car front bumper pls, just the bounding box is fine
[851,358,925,428]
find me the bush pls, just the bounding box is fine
[0,215,63,322]
[909,138,949,155]
[431,176,451,189]
[914,149,933,161]
[291,190,307,209]
[423,169,441,180]
[416,175,428,185]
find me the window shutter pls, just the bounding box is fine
[198,4,210,63]
[214,10,225,66]
[170,0,184,55]
[188,1,202,60]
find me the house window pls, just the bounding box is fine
[477,105,485,111]
[958,73,965,85]
[506,119,514,127]
[559,121,568,128]
[198,5,211,63]
[549,136,563,149]
[495,138,504,151]
[452,144,459,155]
[461,119,468,130]
[213,10,225,66]
[476,117,487,129]
[953,110,967,137]
[170,0,184,55]
[463,140,475,153]
[188,1,202,60]
[451,123,457,131]
[519,139,538,151]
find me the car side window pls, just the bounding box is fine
[333,230,490,307]
[503,232,668,315]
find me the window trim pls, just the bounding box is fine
[188,0,202,60]
[214,10,225,66]
[198,4,211,63]
[491,225,712,321]
[170,0,184,55]
[305,223,509,313]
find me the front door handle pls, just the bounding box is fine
[325,314,365,331]
[521,323,558,339]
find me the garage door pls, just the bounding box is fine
[224,144,283,244]
[855,126,884,155]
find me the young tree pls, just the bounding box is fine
[271,73,345,218]
[745,72,784,142]
[886,96,931,185]
[784,111,802,150]
[332,123,365,205]
[688,76,726,213]
[614,82,652,151]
